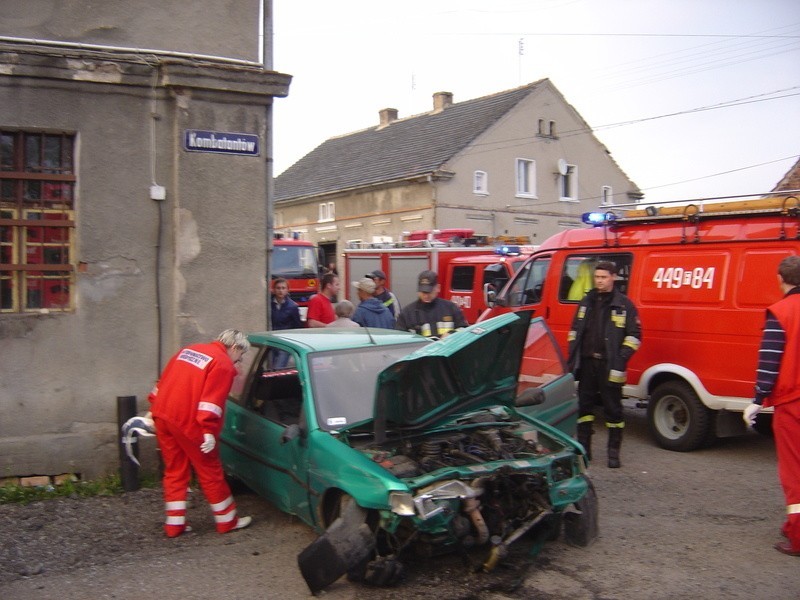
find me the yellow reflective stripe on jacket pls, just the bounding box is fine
[577,415,595,424]
[567,330,577,342]
[623,335,641,351]
[609,369,626,383]
[788,504,800,515]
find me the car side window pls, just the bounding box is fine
[246,347,303,426]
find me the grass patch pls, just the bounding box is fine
[0,473,159,505]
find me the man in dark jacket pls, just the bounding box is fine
[567,261,641,468]
[270,278,302,368]
[352,277,395,329]
[396,270,467,339]
[271,278,302,331]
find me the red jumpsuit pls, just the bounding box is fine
[763,293,800,552]
[149,340,240,537]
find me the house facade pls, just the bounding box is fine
[0,1,291,479]
[275,80,642,268]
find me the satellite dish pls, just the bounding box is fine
[557,159,569,175]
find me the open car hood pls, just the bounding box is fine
[373,311,532,443]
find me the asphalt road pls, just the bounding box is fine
[3,403,799,600]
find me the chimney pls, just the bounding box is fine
[432,91,453,113]
[378,108,398,128]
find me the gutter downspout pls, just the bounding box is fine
[264,0,274,330]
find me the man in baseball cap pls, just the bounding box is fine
[352,277,395,329]
[396,270,467,338]
[366,269,400,318]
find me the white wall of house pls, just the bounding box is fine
[435,81,639,243]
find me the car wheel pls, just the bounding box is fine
[647,381,713,452]
[564,476,598,547]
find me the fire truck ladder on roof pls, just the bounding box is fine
[586,192,800,246]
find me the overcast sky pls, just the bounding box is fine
[271,0,800,205]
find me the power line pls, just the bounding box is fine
[641,155,800,192]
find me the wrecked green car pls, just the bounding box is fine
[220,312,596,592]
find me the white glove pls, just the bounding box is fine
[200,433,216,453]
[743,403,762,427]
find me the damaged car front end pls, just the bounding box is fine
[221,312,596,593]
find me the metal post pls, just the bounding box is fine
[117,395,141,492]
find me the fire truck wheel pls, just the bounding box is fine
[647,381,712,452]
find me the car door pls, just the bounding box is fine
[221,346,314,524]
[515,318,577,436]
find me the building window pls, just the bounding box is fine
[318,201,335,222]
[516,158,536,198]
[537,119,545,135]
[601,185,613,205]
[473,170,488,195]
[559,164,578,201]
[0,130,76,313]
[549,120,557,137]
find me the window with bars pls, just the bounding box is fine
[0,130,76,313]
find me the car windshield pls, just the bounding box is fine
[309,342,429,431]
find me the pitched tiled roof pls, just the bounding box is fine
[771,156,800,192]
[275,81,544,202]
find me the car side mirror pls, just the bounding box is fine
[515,387,545,407]
[281,423,303,444]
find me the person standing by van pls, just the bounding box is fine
[743,255,800,557]
[567,261,641,468]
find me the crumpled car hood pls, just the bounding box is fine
[373,311,532,442]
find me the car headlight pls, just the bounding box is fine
[389,491,415,516]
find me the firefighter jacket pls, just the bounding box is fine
[396,297,468,339]
[760,288,800,408]
[567,288,641,385]
[148,340,237,438]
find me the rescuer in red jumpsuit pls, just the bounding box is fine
[149,329,252,537]
[744,255,800,556]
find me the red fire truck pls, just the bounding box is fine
[479,195,800,451]
[271,236,321,319]
[342,231,534,323]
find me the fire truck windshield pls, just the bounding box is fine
[272,245,318,278]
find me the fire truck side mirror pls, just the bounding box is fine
[483,282,497,307]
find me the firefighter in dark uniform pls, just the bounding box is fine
[396,270,468,339]
[567,261,641,468]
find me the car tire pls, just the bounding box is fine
[564,476,599,547]
[647,381,713,452]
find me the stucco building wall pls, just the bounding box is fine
[0,2,290,479]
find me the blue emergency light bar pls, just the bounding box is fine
[581,211,617,226]
[495,245,521,256]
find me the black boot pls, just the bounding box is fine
[577,422,593,462]
[607,427,623,468]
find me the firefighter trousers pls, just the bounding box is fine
[577,358,624,425]
[155,418,240,537]
[774,400,800,551]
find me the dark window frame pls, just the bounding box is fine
[0,130,76,313]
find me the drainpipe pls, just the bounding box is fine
[264,0,274,330]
